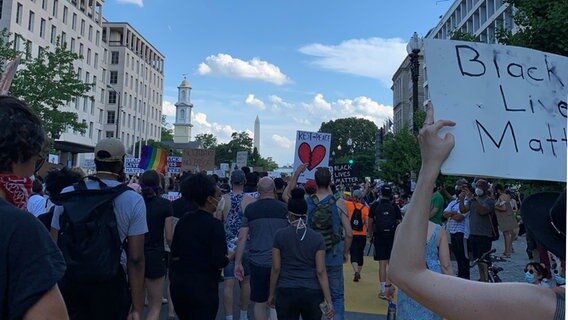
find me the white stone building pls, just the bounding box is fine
[101,21,165,157]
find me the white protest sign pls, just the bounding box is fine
[236,151,248,168]
[124,158,144,174]
[81,158,95,170]
[167,156,182,174]
[293,130,332,183]
[424,39,567,182]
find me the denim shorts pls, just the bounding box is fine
[223,255,250,279]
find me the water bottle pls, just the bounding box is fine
[387,300,396,320]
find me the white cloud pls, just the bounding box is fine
[116,0,143,7]
[245,94,266,110]
[269,95,293,112]
[293,117,311,126]
[272,134,293,149]
[192,112,237,143]
[299,37,407,87]
[301,93,393,125]
[162,100,176,117]
[197,53,291,85]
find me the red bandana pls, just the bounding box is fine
[0,175,32,210]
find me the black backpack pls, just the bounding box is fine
[52,176,130,283]
[350,203,364,232]
[374,200,399,237]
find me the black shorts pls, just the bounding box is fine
[250,263,271,303]
[350,235,367,265]
[145,249,166,279]
[373,236,394,261]
[469,235,492,260]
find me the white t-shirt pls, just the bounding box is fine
[27,194,47,217]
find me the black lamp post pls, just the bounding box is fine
[107,85,121,139]
[407,32,423,134]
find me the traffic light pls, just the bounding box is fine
[348,159,354,165]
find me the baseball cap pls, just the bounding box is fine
[231,169,245,185]
[304,179,317,194]
[94,138,125,162]
[380,184,393,197]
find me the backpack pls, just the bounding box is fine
[350,203,364,232]
[374,200,399,238]
[309,194,341,251]
[52,176,130,283]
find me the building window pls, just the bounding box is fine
[111,51,119,64]
[80,19,85,36]
[41,0,47,10]
[94,53,98,68]
[107,111,116,124]
[52,0,58,17]
[79,43,84,57]
[108,91,117,104]
[39,18,46,38]
[50,26,56,44]
[63,6,68,24]
[109,71,118,84]
[15,3,23,25]
[25,40,31,59]
[83,98,88,112]
[86,48,91,64]
[28,11,34,32]
[72,13,77,30]
[70,38,75,52]
[85,71,89,83]
[77,67,82,80]
[95,30,100,45]
[106,131,114,138]
[88,25,93,41]
[92,75,97,87]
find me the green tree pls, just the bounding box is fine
[215,131,253,166]
[499,0,568,56]
[378,127,420,184]
[6,35,92,138]
[161,115,174,142]
[195,133,218,149]
[450,30,480,42]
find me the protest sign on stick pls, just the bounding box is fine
[424,39,567,182]
[331,163,359,185]
[293,130,331,183]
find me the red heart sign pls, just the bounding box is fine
[298,142,327,171]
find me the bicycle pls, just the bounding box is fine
[470,248,507,283]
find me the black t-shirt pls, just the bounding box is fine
[0,198,66,320]
[144,196,173,251]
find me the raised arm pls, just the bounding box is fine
[283,163,307,203]
[388,103,558,320]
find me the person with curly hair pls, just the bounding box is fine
[0,96,68,319]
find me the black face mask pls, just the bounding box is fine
[455,189,461,196]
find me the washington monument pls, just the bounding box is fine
[254,115,260,153]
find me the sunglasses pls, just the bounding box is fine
[524,269,534,274]
[34,154,45,173]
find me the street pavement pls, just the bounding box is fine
[156,234,531,319]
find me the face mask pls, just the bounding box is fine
[217,196,225,212]
[475,188,484,196]
[553,271,565,285]
[207,196,220,213]
[525,271,535,283]
[288,213,307,241]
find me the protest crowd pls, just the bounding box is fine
[0,95,565,320]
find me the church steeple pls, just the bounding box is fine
[174,77,194,143]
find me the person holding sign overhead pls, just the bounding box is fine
[389,102,564,320]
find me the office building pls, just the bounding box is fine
[101,21,165,156]
[391,0,516,134]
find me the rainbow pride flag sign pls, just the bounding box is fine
[138,146,168,173]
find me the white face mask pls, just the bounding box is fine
[475,188,485,196]
[217,196,225,212]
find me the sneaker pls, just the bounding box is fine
[378,291,387,300]
[353,272,361,282]
[162,297,168,304]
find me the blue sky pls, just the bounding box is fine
[106,0,452,166]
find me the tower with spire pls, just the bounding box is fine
[254,115,260,153]
[173,77,194,144]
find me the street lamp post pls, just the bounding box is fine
[107,85,121,140]
[407,32,423,134]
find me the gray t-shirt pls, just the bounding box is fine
[468,196,495,237]
[273,226,325,290]
[51,179,148,242]
[242,198,288,267]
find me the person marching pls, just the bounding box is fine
[345,189,370,282]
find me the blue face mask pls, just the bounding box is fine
[525,271,535,283]
[553,271,565,285]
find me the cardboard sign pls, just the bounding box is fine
[182,149,215,171]
[220,163,230,172]
[124,158,144,174]
[81,159,95,171]
[293,130,332,183]
[331,163,359,185]
[424,39,567,182]
[236,151,248,168]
